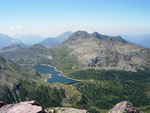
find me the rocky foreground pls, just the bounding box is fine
[109,101,139,113]
[0,101,87,113]
[0,100,140,113]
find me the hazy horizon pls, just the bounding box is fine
[0,0,150,37]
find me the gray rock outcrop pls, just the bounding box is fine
[109,101,139,113]
[0,101,87,113]
[0,101,45,113]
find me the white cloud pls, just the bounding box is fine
[8,25,23,30]
[17,25,23,29]
[8,26,15,30]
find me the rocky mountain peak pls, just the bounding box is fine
[65,30,127,43]
[65,31,90,42]
[91,32,108,40]
[73,31,89,38]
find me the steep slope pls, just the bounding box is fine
[40,31,72,47]
[50,31,150,73]
[0,56,83,109]
[0,55,40,87]
[0,55,66,107]
[0,34,21,49]
[0,44,52,64]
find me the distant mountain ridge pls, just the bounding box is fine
[0,34,22,49]
[0,32,73,49]
[122,35,150,48]
[39,31,73,47]
[1,44,23,52]
[14,34,45,45]
[0,44,52,64]
[1,31,150,72]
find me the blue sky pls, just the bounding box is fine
[0,0,150,36]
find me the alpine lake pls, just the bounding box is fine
[33,65,77,85]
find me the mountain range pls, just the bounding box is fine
[14,34,45,45]
[49,31,150,73]
[0,31,73,49]
[0,44,51,64]
[39,31,72,47]
[1,31,150,73]
[122,35,150,48]
[0,34,23,49]
[1,31,150,112]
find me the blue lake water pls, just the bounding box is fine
[33,65,77,84]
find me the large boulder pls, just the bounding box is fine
[109,101,139,113]
[0,100,45,113]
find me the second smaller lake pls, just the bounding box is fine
[33,65,77,84]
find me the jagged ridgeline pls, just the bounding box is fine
[49,31,150,74]
[1,31,150,73]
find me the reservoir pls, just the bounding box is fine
[33,65,77,84]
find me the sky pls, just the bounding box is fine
[0,0,150,37]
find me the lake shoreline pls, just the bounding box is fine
[21,63,81,84]
[41,64,82,82]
